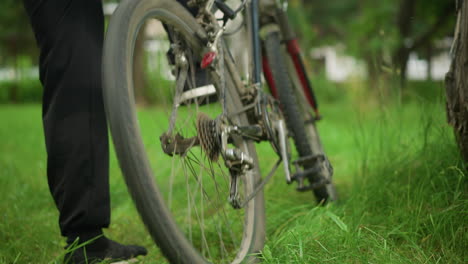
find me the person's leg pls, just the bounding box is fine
[22,0,146,262]
[23,0,109,242]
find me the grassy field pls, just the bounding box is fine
[0,82,466,263]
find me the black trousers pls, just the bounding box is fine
[23,0,109,241]
[23,0,194,241]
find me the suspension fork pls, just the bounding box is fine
[273,7,321,119]
[247,0,263,86]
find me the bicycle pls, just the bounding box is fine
[102,0,337,263]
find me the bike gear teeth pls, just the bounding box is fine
[197,113,221,161]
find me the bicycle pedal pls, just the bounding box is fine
[293,154,325,167]
[291,154,333,191]
[295,177,330,192]
[290,166,320,183]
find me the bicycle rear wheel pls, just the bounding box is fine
[102,0,265,263]
[263,31,337,202]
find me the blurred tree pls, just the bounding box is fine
[0,0,149,104]
[393,0,454,87]
[446,0,468,162]
[288,0,357,48]
[346,0,398,89]
[0,0,37,102]
[288,0,455,89]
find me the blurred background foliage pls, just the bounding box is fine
[0,0,39,102]
[288,0,455,93]
[0,0,457,103]
[0,2,465,263]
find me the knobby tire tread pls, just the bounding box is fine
[264,32,333,202]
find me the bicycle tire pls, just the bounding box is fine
[263,31,337,202]
[102,0,265,263]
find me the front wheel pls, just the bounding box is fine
[102,0,265,263]
[263,31,338,202]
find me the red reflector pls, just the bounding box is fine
[201,51,216,69]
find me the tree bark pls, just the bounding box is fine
[445,0,468,161]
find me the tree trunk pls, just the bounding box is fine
[426,43,433,81]
[393,0,416,88]
[364,53,381,89]
[9,39,19,103]
[394,47,410,88]
[445,0,468,162]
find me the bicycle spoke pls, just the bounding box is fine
[103,2,265,263]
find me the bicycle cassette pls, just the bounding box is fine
[196,113,221,161]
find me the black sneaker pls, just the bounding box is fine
[63,236,147,264]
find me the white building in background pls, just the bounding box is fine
[310,46,366,82]
[311,41,452,82]
[406,50,451,80]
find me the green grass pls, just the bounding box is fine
[0,84,466,263]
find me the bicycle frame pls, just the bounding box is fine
[102,0,336,262]
[213,0,319,117]
[165,0,332,206]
